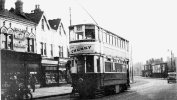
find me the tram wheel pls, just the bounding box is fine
[22,93,33,100]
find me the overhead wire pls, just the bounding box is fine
[73,0,99,25]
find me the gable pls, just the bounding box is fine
[38,15,50,30]
[48,18,61,30]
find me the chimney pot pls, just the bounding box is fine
[15,0,23,14]
[0,0,5,10]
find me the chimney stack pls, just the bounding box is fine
[0,0,5,10]
[34,5,41,13]
[15,0,23,14]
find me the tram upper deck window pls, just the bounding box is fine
[85,25,95,39]
[76,32,83,40]
[85,29,95,39]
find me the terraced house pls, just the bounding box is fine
[0,0,42,88]
[26,5,69,86]
[1,0,70,88]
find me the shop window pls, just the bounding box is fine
[27,38,34,52]
[85,29,95,39]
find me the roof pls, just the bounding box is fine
[0,9,35,25]
[25,11,43,24]
[48,18,61,30]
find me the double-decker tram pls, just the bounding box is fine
[69,24,130,98]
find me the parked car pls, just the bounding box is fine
[167,72,176,83]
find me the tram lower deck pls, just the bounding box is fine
[71,72,129,98]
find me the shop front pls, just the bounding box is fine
[41,58,59,86]
[1,49,42,89]
[58,58,71,84]
[41,57,71,87]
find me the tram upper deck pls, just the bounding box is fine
[69,24,129,58]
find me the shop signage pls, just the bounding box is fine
[13,28,27,49]
[14,42,26,48]
[13,28,26,40]
[42,59,58,65]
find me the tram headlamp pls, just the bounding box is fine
[78,78,84,83]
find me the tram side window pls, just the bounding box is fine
[86,56,94,72]
[85,29,95,39]
[103,32,106,43]
[97,58,100,72]
[106,34,109,44]
[105,62,112,72]
[122,65,127,72]
[115,63,123,72]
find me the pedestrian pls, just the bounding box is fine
[65,60,72,83]
[29,74,36,92]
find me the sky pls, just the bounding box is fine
[5,0,177,64]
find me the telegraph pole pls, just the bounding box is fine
[69,7,72,26]
[171,51,173,71]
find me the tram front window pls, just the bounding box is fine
[86,56,94,72]
[75,56,94,73]
[76,56,85,74]
[85,29,95,39]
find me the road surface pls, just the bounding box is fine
[35,76,177,100]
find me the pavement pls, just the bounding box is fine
[32,84,73,99]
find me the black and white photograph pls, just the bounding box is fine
[0,0,177,100]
